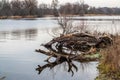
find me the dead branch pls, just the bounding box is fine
[35,32,113,76]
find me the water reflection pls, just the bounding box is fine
[0,76,6,80]
[36,61,98,80]
[36,58,78,76]
[1,17,119,80]
[0,29,38,41]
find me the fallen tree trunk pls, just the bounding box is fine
[35,49,99,62]
[35,48,98,76]
[35,32,112,76]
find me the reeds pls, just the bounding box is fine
[97,35,120,80]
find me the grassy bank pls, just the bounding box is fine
[96,35,120,80]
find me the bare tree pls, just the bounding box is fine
[51,0,59,16]
[0,1,12,16]
[11,0,22,16]
[79,0,84,16]
[37,3,46,17]
[57,16,76,35]
[23,0,38,15]
[0,1,2,10]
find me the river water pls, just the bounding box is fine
[0,16,120,80]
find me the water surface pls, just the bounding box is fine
[0,16,120,80]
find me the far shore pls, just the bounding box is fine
[0,15,38,20]
[0,14,120,20]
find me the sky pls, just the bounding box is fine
[38,0,120,7]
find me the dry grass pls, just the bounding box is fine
[97,35,120,79]
[102,36,120,71]
[0,16,8,19]
[9,16,23,19]
[23,15,37,18]
[0,15,37,19]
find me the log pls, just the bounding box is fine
[35,32,112,76]
[35,49,99,62]
[42,33,112,55]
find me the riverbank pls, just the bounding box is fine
[0,14,120,20]
[96,35,120,80]
[0,15,37,20]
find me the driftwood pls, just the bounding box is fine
[43,33,112,54]
[0,76,6,80]
[36,49,98,76]
[35,32,113,76]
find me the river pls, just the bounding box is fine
[0,16,120,80]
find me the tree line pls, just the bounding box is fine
[0,0,120,17]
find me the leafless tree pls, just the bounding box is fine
[51,0,59,16]
[79,0,84,16]
[23,0,38,15]
[11,0,22,16]
[0,1,12,16]
[0,0,120,17]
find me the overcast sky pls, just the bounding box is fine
[38,0,120,7]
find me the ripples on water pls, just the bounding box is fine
[0,17,120,80]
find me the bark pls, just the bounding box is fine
[35,32,113,76]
